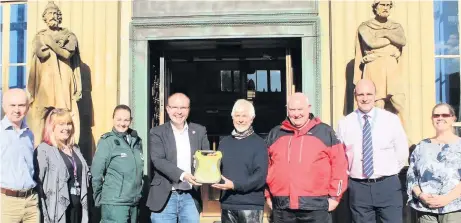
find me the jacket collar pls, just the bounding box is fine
[170,122,189,134]
[281,113,320,136]
[1,116,29,131]
[356,107,376,120]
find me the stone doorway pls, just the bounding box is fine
[149,38,302,219]
[129,6,321,221]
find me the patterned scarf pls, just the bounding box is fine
[231,126,254,140]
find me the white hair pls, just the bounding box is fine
[286,93,310,106]
[231,99,255,118]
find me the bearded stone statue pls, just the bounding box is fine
[354,1,407,122]
[27,1,82,145]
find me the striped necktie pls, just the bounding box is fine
[362,114,374,178]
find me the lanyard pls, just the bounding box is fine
[65,150,79,187]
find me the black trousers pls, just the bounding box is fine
[221,209,264,223]
[349,175,403,223]
[66,194,82,223]
[272,209,331,223]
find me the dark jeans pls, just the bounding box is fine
[349,175,403,223]
[221,209,264,223]
[272,209,331,223]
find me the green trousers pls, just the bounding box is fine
[101,205,138,223]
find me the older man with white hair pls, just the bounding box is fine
[265,92,348,223]
[1,88,38,223]
[211,99,268,223]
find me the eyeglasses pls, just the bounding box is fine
[432,113,453,118]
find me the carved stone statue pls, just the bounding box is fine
[27,1,82,145]
[354,1,406,118]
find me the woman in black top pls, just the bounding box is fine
[36,108,90,223]
[58,147,83,222]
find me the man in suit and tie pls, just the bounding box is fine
[147,93,210,223]
[336,79,409,223]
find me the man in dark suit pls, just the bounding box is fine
[147,93,210,223]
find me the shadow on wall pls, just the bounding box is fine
[343,58,401,116]
[344,59,356,116]
[77,61,95,164]
[76,61,99,222]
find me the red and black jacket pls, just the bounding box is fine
[265,114,348,210]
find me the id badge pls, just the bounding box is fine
[70,187,81,196]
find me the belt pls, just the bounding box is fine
[350,175,395,183]
[172,189,192,195]
[0,187,35,198]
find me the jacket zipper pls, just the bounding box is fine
[287,136,293,163]
[129,143,139,202]
[287,135,306,163]
[299,136,305,163]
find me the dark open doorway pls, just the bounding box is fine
[149,37,302,216]
[150,38,302,134]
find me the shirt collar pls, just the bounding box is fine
[357,107,375,120]
[171,122,189,134]
[1,116,29,131]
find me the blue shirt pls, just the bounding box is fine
[0,116,36,190]
[407,138,461,214]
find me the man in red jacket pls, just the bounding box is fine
[265,92,348,223]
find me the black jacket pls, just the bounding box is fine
[146,122,210,212]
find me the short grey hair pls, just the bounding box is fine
[231,99,255,118]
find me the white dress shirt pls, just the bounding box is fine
[171,123,192,190]
[336,107,409,179]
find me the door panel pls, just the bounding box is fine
[159,56,173,124]
[286,48,294,98]
[159,56,166,124]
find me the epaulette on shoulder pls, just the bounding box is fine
[100,132,111,139]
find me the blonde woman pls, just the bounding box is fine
[407,103,461,223]
[35,108,90,223]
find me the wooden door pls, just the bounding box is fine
[286,48,294,98]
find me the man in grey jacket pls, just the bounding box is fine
[147,93,210,223]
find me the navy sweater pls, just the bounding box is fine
[218,133,268,210]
